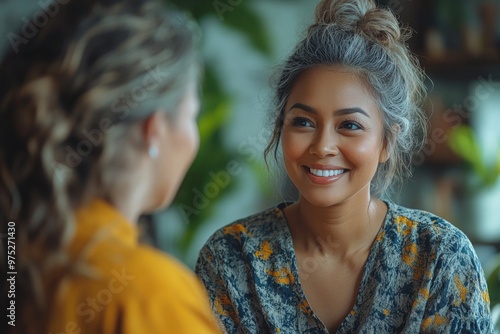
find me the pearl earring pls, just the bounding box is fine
[148,145,159,160]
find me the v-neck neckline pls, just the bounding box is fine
[274,201,394,333]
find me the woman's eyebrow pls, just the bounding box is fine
[288,103,316,114]
[334,107,370,118]
[288,103,370,118]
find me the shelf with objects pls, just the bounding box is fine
[380,0,500,248]
[381,0,500,320]
[410,0,500,80]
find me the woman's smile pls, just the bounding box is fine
[303,165,350,184]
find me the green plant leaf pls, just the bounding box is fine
[198,99,231,139]
[448,125,487,181]
[448,125,500,187]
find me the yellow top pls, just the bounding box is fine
[46,199,219,334]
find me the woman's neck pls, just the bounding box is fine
[285,195,387,259]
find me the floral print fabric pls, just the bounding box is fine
[196,201,493,333]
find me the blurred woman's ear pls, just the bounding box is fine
[141,111,167,159]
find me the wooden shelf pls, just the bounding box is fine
[418,55,500,81]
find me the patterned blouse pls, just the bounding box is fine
[195,201,493,333]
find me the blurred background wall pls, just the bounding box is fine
[2,0,500,317]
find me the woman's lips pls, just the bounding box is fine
[303,166,349,184]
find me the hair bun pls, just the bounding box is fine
[314,0,402,47]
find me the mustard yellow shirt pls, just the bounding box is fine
[46,199,219,334]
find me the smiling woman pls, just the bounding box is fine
[195,0,494,333]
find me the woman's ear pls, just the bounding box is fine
[379,125,399,163]
[379,141,390,163]
[141,111,166,159]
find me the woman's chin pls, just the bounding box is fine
[149,192,175,214]
[299,193,343,208]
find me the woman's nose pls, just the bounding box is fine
[308,128,339,157]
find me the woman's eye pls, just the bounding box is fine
[340,121,362,130]
[291,117,313,127]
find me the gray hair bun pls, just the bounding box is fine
[314,0,403,48]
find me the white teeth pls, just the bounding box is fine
[309,168,345,177]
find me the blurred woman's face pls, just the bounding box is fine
[155,81,200,209]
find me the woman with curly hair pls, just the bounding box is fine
[0,0,218,333]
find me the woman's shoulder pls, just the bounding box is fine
[80,238,204,300]
[52,239,218,333]
[388,201,462,232]
[72,202,202,298]
[131,245,200,286]
[386,201,474,253]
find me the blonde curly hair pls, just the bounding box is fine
[0,0,199,332]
